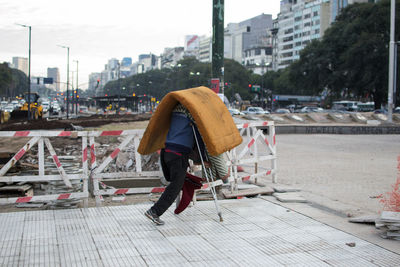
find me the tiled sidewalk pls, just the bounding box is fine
[1,198,399,266]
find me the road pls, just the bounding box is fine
[271,134,400,216]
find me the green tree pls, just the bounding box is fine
[288,0,400,108]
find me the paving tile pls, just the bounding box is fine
[0,198,399,266]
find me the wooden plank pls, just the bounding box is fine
[221,187,274,199]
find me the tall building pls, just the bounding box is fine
[224,14,273,65]
[160,47,185,68]
[12,57,28,75]
[184,35,199,58]
[276,0,331,70]
[47,67,60,91]
[198,36,212,63]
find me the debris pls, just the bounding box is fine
[0,184,32,197]
[16,203,44,208]
[112,196,126,202]
[346,242,356,247]
[272,192,307,203]
[375,211,400,240]
[222,186,274,199]
[348,215,378,224]
[273,185,301,193]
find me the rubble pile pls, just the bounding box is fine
[0,136,161,209]
[376,211,400,240]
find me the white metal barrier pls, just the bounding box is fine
[226,121,277,190]
[87,129,164,206]
[0,121,277,207]
[0,130,89,206]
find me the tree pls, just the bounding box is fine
[288,0,400,108]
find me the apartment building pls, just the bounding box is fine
[276,0,330,70]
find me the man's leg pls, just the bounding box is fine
[151,151,189,217]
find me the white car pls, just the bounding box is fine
[228,108,244,116]
[243,107,269,115]
[300,106,324,113]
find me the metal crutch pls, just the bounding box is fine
[192,125,223,222]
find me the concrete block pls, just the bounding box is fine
[273,192,308,203]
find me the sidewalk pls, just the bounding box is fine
[1,198,399,266]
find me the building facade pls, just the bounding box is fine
[276,0,331,70]
[224,14,273,65]
[47,67,60,92]
[12,57,28,75]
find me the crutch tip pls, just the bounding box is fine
[218,213,223,222]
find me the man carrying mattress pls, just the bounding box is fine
[144,103,205,225]
[138,86,242,225]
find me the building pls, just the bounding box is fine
[47,67,60,91]
[12,57,28,75]
[198,36,212,63]
[184,35,200,58]
[276,0,331,70]
[224,14,273,65]
[275,0,374,70]
[160,47,184,68]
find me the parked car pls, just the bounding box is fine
[3,104,14,113]
[274,108,291,114]
[394,107,400,114]
[79,106,89,113]
[300,106,324,113]
[228,108,244,116]
[243,107,269,115]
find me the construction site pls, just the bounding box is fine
[0,109,399,266]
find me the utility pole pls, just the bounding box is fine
[387,0,396,123]
[74,60,79,115]
[212,0,224,95]
[16,24,31,120]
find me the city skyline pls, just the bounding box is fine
[0,0,281,90]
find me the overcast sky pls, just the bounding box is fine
[0,0,280,90]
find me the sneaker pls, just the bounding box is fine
[145,209,165,225]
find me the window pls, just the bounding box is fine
[255,48,261,55]
[295,41,302,46]
[304,22,311,27]
[283,36,293,42]
[283,44,293,50]
[284,28,293,34]
[314,29,320,34]
[304,13,311,19]
[313,11,318,16]
[294,25,300,31]
[294,16,302,22]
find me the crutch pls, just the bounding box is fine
[192,125,223,222]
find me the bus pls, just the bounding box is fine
[357,102,374,112]
[332,101,358,111]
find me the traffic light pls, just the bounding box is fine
[248,84,252,88]
[95,79,100,88]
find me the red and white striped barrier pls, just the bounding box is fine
[0,122,277,207]
[0,131,89,207]
[226,121,277,190]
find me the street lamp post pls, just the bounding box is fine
[73,60,78,115]
[58,45,70,119]
[117,62,121,114]
[16,23,31,120]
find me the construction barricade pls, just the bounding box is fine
[0,130,89,207]
[0,121,277,207]
[87,129,164,206]
[226,121,277,191]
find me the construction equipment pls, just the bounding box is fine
[0,110,10,124]
[11,92,43,120]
